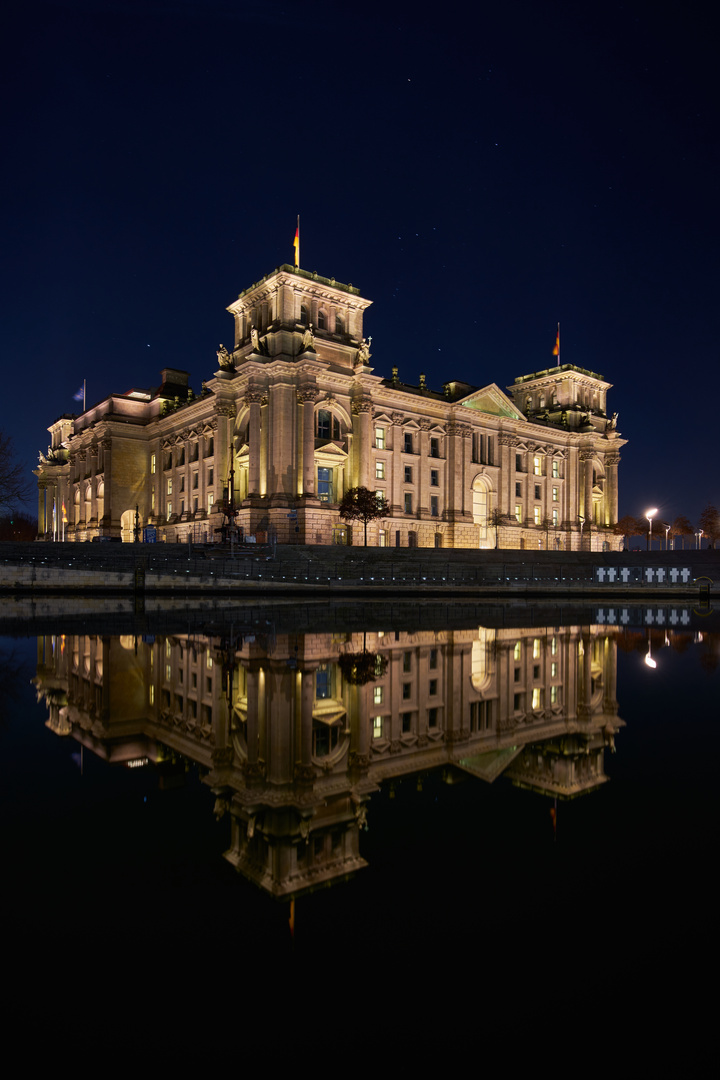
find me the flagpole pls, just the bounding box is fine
[294,215,300,268]
[83,378,86,411]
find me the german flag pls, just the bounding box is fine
[293,217,300,268]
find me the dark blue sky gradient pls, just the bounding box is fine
[3,0,717,526]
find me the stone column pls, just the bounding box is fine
[245,391,263,497]
[391,414,404,516]
[581,449,593,527]
[605,452,620,526]
[37,483,46,537]
[447,422,463,523]
[352,399,372,490]
[299,388,318,496]
[101,438,112,529]
[498,434,513,517]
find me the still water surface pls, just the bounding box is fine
[2,601,717,1014]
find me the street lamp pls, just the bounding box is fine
[645,508,658,551]
[664,522,670,550]
[578,515,585,550]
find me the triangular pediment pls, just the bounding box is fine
[459,384,523,420]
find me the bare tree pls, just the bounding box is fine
[0,432,30,512]
[488,508,505,549]
[698,504,720,549]
[612,514,639,550]
[669,515,693,551]
[338,487,387,546]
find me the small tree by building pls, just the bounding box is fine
[488,508,505,549]
[612,514,638,550]
[0,431,30,513]
[338,487,387,546]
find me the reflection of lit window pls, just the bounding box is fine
[316,664,330,699]
[166,664,171,680]
[373,716,383,739]
[532,688,543,709]
[149,686,154,705]
[551,662,557,678]
[207,654,213,669]
[551,637,557,655]
[208,493,214,512]
[514,642,522,661]
[551,686,559,704]
[533,638,541,659]
[373,686,383,705]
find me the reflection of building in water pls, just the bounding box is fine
[35,621,623,897]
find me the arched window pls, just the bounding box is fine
[335,312,344,334]
[317,310,327,330]
[300,305,309,326]
[316,409,341,440]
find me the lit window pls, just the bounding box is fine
[534,507,541,525]
[534,456,542,475]
[515,505,522,523]
[553,508,559,526]
[552,486,559,501]
[551,662,557,678]
[208,493,214,512]
[376,461,385,480]
[373,716,383,739]
[150,453,156,474]
[374,686,383,705]
[149,685,154,705]
[379,529,388,547]
[431,496,439,517]
[551,637,557,655]
[375,489,384,503]
[552,460,560,478]
[151,491,155,511]
[166,665,171,681]
[551,686,558,704]
[318,467,333,502]
[375,426,385,449]
[167,479,172,495]
[431,470,439,487]
[206,654,213,669]
[533,638,541,659]
[532,688,543,710]
[167,502,172,520]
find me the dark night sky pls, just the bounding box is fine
[3,0,717,527]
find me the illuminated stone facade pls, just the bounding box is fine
[35,264,625,549]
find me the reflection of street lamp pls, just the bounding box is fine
[645,631,656,669]
[645,507,658,551]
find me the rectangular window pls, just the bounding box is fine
[375,489,385,503]
[514,642,522,661]
[206,437,214,457]
[151,491,155,511]
[553,508,559,526]
[180,500,184,514]
[552,486,559,502]
[514,667,520,682]
[514,693,522,712]
[167,479,172,495]
[515,505,522,523]
[552,460,560,478]
[404,466,412,484]
[431,495,439,517]
[428,708,438,727]
[208,467,213,486]
[403,651,412,673]
[402,682,411,700]
[534,484,541,500]
[379,529,388,547]
[534,456,542,476]
[180,476,185,493]
[431,469,439,487]
[167,502,172,520]
[534,507,541,525]
[404,493,413,514]
[318,467,333,503]
[429,679,437,696]
[373,716,383,739]
[429,648,438,669]
[515,482,522,497]
[533,664,540,679]
[551,686,559,704]
[376,461,385,480]
[375,426,385,450]
[430,437,439,458]
[193,473,198,489]
[404,432,413,453]
[551,662,557,678]
[402,712,412,733]
[487,437,494,465]
[532,688,543,710]
[150,453,156,474]
[193,496,198,513]
[515,453,522,471]
[208,493,214,512]
[373,686,383,705]
[533,638,541,659]
[177,448,185,467]
[551,637,557,655]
